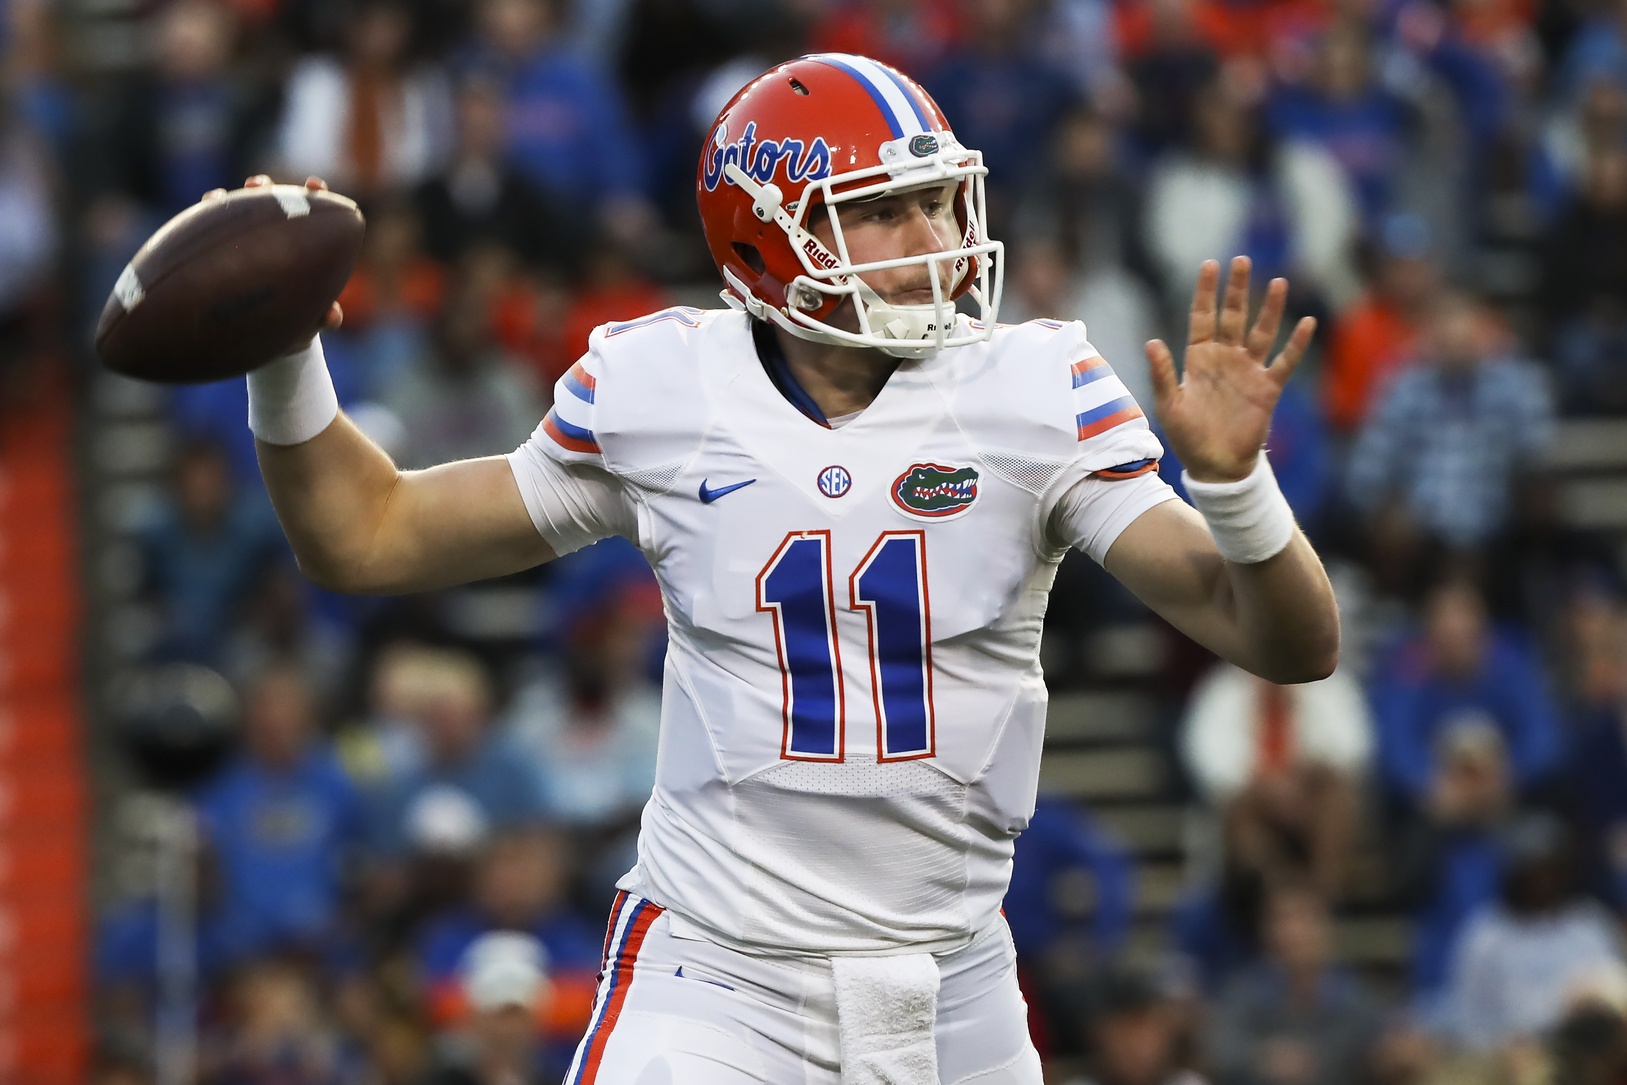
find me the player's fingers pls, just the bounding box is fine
[1218,255,1251,346]
[1268,316,1317,386]
[202,188,227,202]
[324,302,344,330]
[304,176,329,191]
[1247,277,1288,363]
[244,174,272,188]
[1187,260,1220,346]
[1146,338,1179,406]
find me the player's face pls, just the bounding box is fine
[811,182,961,307]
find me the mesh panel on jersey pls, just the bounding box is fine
[621,462,684,494]
[981,453,1065,495]
[732,758,971,945]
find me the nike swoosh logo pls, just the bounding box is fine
[698,478,756,504]
[675,965,735,990]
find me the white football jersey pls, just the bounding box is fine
[508,307,1174,956]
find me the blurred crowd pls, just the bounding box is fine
[5,0,1627,1081]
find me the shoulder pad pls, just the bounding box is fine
[533,306,717,473]
[588,306,716,473]
[942,319,1164,471]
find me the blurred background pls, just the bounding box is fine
[4,0,1627,1081]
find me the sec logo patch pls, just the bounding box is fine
[817,465,852,498]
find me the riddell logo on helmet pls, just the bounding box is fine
[702,122,833,192]
[801,239,837,271]
[800,238,851,286]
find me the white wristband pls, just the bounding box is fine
[1183,451,1296,564]
[247,335,339,446]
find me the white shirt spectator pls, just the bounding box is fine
[1180,662,1374,805]
[277,55,452,192]
[504,669,659,829]
[1444,899,1624,1049]
[1145,142,1361,313]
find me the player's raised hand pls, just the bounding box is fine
[1145,256,1315,482]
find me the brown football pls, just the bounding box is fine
[94,184,366,383]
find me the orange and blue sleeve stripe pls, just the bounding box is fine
[543,409,600,455]
[544,357,604,460]
[1094,457,1159,480]
[1071,356,1113,388]
[562,360,596,404]
[1069,350,1147,442]
[1076,396,1145,440]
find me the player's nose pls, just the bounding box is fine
[898,203,951,257]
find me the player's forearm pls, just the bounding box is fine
[1213,529,1340,684]
[257,416,555,594]
[1104,471,1339,684]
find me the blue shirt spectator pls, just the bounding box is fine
[925,1,1077,201]
[1207,883,1384,1085]
[1406,827,1505,998]
[415,829,602,988]
[95,842,255,1008]
[1555,11,1627,107]
[195,663,365,957]
[369,650,542,856]
[1266,25,1411,222]
[1004,797,1134,964]
[1371,581,1560,807]
[1347,294,1555,549]
[91,0,272,219]
[135,437,288,667]
[463,0,644,210]
[1567,708,1627,907]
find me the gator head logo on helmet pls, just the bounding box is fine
[892,463,979,519]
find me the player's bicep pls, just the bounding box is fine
[370,456,557,593]
[1098,498,1225,614]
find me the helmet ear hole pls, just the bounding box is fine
[731,242,766,275]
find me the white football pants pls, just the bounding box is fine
[565,891,1044,1084]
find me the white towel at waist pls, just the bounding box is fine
[831,952,940,1085]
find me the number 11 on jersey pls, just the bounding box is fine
[756,530,935,763]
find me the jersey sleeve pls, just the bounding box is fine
[534,356,606,467]
[507,427,636,555]
[1041,324,1176,561]
[1064,330,1165,473]
[1049,470,1180,564]
[505,351,637,555]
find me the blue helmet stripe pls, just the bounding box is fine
[809,53,929,139]
[871,63,931,131]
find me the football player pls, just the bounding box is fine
[238,53,1337,1085]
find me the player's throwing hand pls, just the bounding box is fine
[1145,255,1316,483]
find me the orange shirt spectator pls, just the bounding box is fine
[558,248,672,380]
[1115,0,1262,61]
[808,0,961,76]
[336,203,445,331]
[1323,294,1421,433]
[1323,213,1442,432]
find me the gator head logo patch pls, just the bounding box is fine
[909,133,940,157]
[892,463,979,519]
